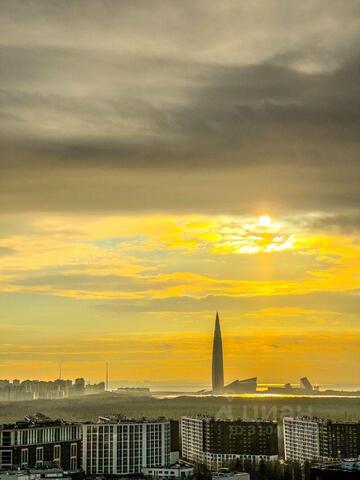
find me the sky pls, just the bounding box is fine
[0,0,360,387]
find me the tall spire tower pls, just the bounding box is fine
[212,312,224,393]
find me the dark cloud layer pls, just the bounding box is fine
[304,212,360,232]
[94,291,360,314]
[0,246,15,256]
[1,0,360,214]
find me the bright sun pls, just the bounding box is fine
[258,215,272,227]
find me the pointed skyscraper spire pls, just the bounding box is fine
[212,312,224,393]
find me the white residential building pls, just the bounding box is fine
[180,417,204,465]
[82,416,171,475]
[283,417,320,462]
[284,416,360,463]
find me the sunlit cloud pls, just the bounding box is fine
[1,213,360,302]
[212,215,295,255]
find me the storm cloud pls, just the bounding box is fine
[1,0,360,214]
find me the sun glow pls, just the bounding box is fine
[258,215,272,227]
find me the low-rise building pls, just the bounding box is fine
[114,387,151,397]
[212,473,250,480]
[142,463,194,479]
[310,459,360,479]
[0,468,72,480]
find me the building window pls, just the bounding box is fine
[70,443,77,470]
[0,450,13,468]
[37,429,43,444]
[71,443,77,457]
[22,431,28,445]
[21,448,29,467]
[1,431,12,447]
[53,444,61,467]
[36,446,44,467]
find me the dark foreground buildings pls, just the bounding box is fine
[284,417,360,462]
[0,414,82,472]
[0,412,360,478]
[310,460,360,479]
[181,416,278,468]
[0,467,76,480]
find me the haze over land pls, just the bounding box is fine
[0,1,360,385]
[0,394,359,425]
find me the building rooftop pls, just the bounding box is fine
[212,473,250,480]
[312,459,360,472]
[0,413,78,430]
[182,415,277,423]
[142,464,193,471]
[0,471,71,480]
[284,416,360,424]
[96,414,170,424]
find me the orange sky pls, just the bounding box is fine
[0,213,359,386]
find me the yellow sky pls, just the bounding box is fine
[0,212,359,386]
